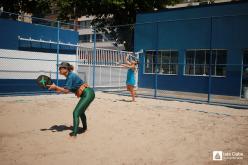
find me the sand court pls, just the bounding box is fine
[0,92,247,165]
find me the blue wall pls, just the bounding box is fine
[0,19,78,95]
[0,18,78,52]
[0,79,66,95]
[134,2,248,96]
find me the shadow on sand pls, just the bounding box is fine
[117,99,133,102]
[40,125,86,134]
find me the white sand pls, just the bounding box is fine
[0,92,247,165]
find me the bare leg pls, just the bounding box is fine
[126,85,130,91]
[129,86,135,102]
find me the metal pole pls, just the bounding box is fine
[93,28,96,89]
[240,62,243,98]
[154,22,158,98]
[208,17,213,103]
[56,21,60,86]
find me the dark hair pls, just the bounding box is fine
[59,62,74,71]
[133,59,139,65]
[68,64,74,71]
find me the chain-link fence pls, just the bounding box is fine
[1,8,248,108]
[129,11,248,108]
[0,11,135,95]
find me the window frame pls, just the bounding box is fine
[143,49,179,75]
[96,34,103,42]
[79,20,91,29]
[79,34,92,43]
[184,49,227,77]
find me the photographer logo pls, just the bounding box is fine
[213,151,223,161]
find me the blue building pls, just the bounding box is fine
[134,1,248,97]
[0,18,78,54]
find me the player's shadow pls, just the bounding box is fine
[118,99,133,102]
[40,125,85,134]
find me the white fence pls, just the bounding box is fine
[76,47,138,88]
[0,45,138,95]
[0,48,76,80]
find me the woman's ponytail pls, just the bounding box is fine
[68,64,74,71]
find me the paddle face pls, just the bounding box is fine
[36,75,53,89]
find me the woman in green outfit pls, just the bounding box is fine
[47,62,95,137]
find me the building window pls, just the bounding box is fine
[145,51,155,73]
[96,34,103,42]
[79,34,91,43]
[79,20,91,29]
[185,49,227,76]
[144,50,179,75]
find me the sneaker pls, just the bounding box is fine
[78,127,87,134]
[69,132,77,137]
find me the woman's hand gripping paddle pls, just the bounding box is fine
[36,75,53,89]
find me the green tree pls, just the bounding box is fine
[0,0,51,19]
[56,0,182,50]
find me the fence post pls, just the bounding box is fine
[56,21,60,86]
[75,46,78,73]
[208,17,213,103]
[109,65,112,87]
[93,28,96,89]
[100,66,102,87]
[240,62,243,98]
[119,67,121,89]
[154,22,158,98]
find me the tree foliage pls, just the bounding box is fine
[0,0,51,19]
[57,0,182,50]
[0,0,182,50]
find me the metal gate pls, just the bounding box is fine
[76,47,137,89]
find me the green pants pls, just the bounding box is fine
[72,88,95,136]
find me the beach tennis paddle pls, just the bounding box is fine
[36,75,53,89]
